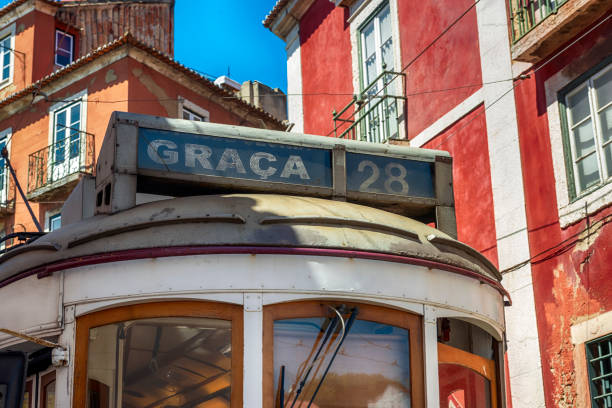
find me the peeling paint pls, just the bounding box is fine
[544,263,602,406]
[132,67,176,117]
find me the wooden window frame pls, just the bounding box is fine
[23,378,33,408]
[438,342,498,408]
[74,301,244,407]
[262,301,424,407]
[40,370,56,408]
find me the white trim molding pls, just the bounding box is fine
[178,96,210,122]
[285,24,304,133]
[410,89,484,147]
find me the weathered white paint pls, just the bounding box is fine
[475,0,545,406]
[243,293,263,408]
[545,59,612,227]
[423,305,440,408]
[286,25,304,132]
[61,254,505,328]
[55,305,76,408]
[571,309,612,345]
[0,273,62,347]
[262,292,425,316]
[410,89,484,148]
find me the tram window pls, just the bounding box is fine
[263,302,424,407]
[85,317,232,408]
[22,379,32,408]
[41,371,56,408]
[437,318,499,408]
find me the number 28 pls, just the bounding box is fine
[357,160,409,195]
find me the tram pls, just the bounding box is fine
[0,112,509,408]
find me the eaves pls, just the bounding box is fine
[0,33,286,129]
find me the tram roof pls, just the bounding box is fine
[0,194,502,292]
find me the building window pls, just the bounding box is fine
[0,24,15,87]
[179,98,210,122]
[51,100,83,181]
[48,213,61,231]
[560,62,612,198]
[359,2,394,90]
[355,2,401,142]
[55,30,73,67]
[587,334,612,407]
[183,107,204,121]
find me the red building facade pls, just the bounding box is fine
[265,0,612,406]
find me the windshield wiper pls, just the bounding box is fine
[289,305,345,408]
[306,307,359,408]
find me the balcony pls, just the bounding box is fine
[0,165,15,216]
[27,132,95,202]
[509,0,611,62]
[332,70,406,143]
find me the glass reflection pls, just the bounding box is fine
[86,317,231,408]
[439,364,491,408]
[274,316,411,407]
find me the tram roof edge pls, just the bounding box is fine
[0,194,504,297]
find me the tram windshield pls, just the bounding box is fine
[273,316,412,407]
[85,317,232,407]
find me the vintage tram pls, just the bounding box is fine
[0,112,509,408]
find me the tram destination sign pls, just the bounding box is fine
[137,127,436,199]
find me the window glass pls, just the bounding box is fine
[587,334,612,408]
[273,315,411,407]
[49,213,61,231]
[183,108,203,121]
[86,317,232,408]
[55,31,73,67]
[1,35,11,82]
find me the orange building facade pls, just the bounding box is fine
[0,0,284,241]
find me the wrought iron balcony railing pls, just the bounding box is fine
[508,0,569,43]
[332,70,406,143]
[0,163,15,215]
[27,132,95,195]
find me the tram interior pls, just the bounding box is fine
[87,317,232,408]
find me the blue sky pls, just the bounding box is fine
[0,0,288,92]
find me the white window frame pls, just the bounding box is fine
[178,97,210,122]
[47,89,88,184]
[0,23,15,89]
[45,209,61,232]
[348,0,405,141]
[546,54,612,227]
[561,63,612,197]
[0,127,11,206]
[54,29,74,67]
